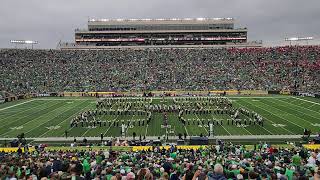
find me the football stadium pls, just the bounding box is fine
[1,1,320,179]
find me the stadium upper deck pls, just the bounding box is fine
[60,18,261,49]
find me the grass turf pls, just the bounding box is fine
[0,95,319,138]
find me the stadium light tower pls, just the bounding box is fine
[285,37,314,45]
[10,40,39,49]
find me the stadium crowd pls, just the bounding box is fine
[1,143,320,180]
[0,46,319,96]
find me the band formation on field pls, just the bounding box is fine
[0,95,319,139]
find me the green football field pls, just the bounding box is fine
[0,95,319,138]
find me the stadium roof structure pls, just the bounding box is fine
[59,17,263,49]
[88,18,235,25]
[88,17,234,22]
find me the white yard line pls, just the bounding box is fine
[195,114,209,134]
[81,127,92,137]
[282,97,320,115]
[60,103,95,136]
[0,100,35,111]
[102,104,118,137]
[184,126,189,136]
[125,115,135,135]
[39,101,90,137]
[0,101,62,134]
[258,100,308,130]
[296,102,306,106]
[24,102,77,136]
[273,98,320,122]
[0,101,65,136]
[220,123,232,135]
[260,126,274,135]
[228,96,287,99]
[242,126,253,135]
[82,103,115,137]
[0,100,52,123]
[292,96,320,105]
[103,115,120,137]
[233,102,274,135]
[308,104,317,108]
[243,100,295,135]
[145,124,149,137]
[210,114,231,135]
[35,98,93,101]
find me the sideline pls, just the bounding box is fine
[0,100,35,111]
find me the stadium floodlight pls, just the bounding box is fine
[10,40,38,44]
[285,36,314,45]
[285,37,313,41]
[196,17,206,21]
[10,40,38,49]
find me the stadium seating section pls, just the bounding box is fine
[0,46,319,96]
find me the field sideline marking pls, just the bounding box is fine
[39,101,90,137]
[0,100,35,111]
[242,100,295,135]
[35,98,94,101]
[228,96,287,99]
[34,96,288,102]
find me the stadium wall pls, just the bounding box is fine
[0,145,318,152]
[62,90,269,97]
[1,90,318,105]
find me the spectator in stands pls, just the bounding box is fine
[1,143,320,180]
[0,46,319,96]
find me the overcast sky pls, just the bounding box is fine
[1,0,319,49]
